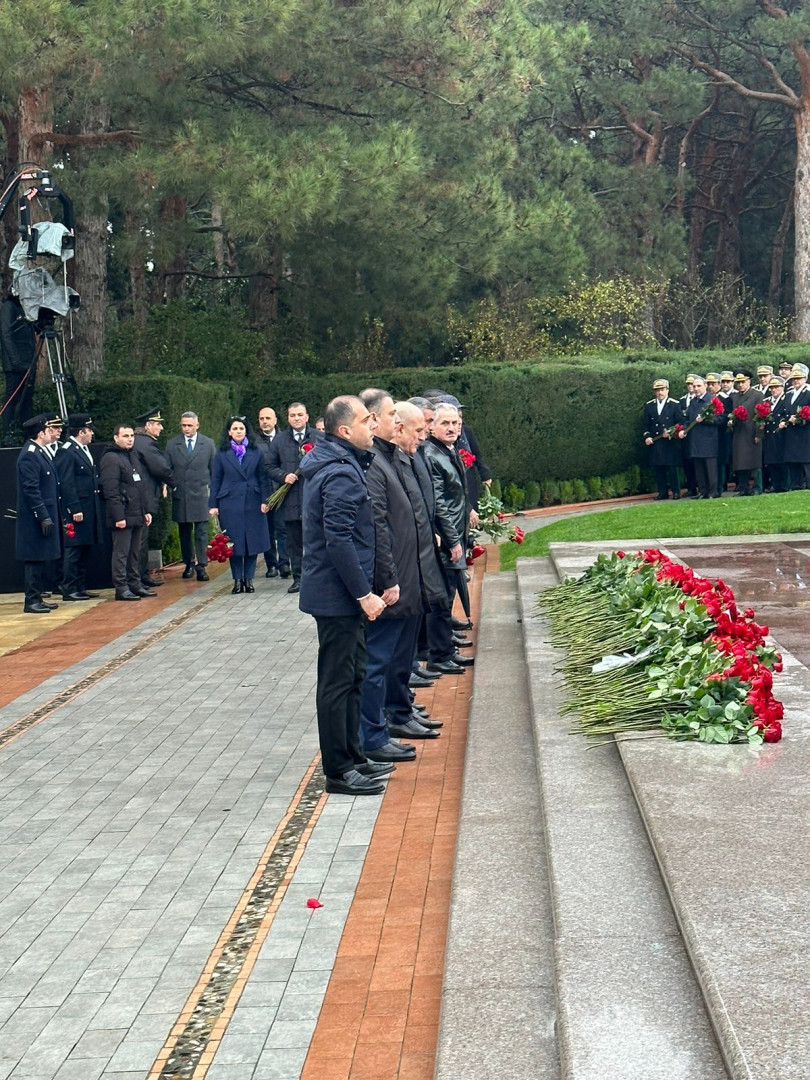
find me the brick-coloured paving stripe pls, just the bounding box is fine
[150,760,328,1080]
[299,563,483,1080]
[0,573,231,751]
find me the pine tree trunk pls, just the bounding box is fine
[158,196,187,302]
[769,186,794,325]
[18,86,52,162]
[793,109,810,340]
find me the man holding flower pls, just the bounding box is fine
[729,371,764,496]
[679,376,721,499]
[642,378,681,501]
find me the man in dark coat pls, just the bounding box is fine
[15,413,63,612]
[678,375,699,497]
[299,395,387,796]
[165,411,216,581]
[1,295,37,446]
[55,413,104,600]
[266,402,321,593]
[356,391,436,762]
[643,379,682,500]
[133,407,173,586]
[782,362,810,490]
[100,424,154,601]
[679,376,721,499]
[762,376,790,493]
[422,402,472,673]
[255,405,289,579]
[729,371,764,495]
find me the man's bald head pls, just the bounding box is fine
[393,401,426,455]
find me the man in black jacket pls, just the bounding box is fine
[266,402,321,593]
[100,424,154,601]
[1,295,37,446]
[133,407,173,587]
[55,413,104,600]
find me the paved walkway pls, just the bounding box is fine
[0,560,480,1080]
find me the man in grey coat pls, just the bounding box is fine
[165,412,217,580]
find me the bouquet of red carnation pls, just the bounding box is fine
[680,397,725,438]
[791,404,810,426]
[266,442,316,511]
[458,448,476,468]
[206,531,234,563]
[754,401,772,429]
[64,522,76,539]
[465,542,486,566]
[729,405,749,427]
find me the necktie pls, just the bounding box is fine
[187,438,193,453]
[295,432,302,444]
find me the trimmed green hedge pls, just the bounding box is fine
[81,375,238,443]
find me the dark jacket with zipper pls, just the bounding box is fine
[422,436,469,570]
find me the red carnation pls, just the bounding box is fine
[755,402,771,419]
[800,406,810,421]
[458,448,476,468]
[711,397,725,415]
[471,544,485,559]
[65,522,76,539]
[301,442,315,453]
[733,406,749,422]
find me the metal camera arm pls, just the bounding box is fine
[0,164,75,256]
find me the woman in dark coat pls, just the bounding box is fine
[208,417,270,593]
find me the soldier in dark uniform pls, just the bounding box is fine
[782,362,810,490]
[133,407,174,587]
[762,377,790,493]
[643,379,682,500]
[100,423,154,601]
[55,413,104,600]
[15,413,63,613]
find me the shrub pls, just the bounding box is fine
[558,480,574,504]
[571,479,588,503]
[540,479,560,506]
[489,478,502,500]
[524,480,541,509]
[502,482,525,511]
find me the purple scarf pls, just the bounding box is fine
[230,437,248,459]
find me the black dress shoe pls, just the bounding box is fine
[412,703,428,714]
[413,664,440,680]
[279,567,292,578]
[134,585,157,597]
[182,564,194,579]
[196,567,209,581]
[232,580,244,594]
[388,718,440,740]
[287,581,300,593]
[452,635,473,647]
[115,589,141,601]
[451,652,474,667]
[426,659,465,675]
[43,601,59,609]
[61,592,91,601]
[265,566,279,578]
[244,579,255,593]
[74,591,99,599]
[141,576,163,587]
[324,769,385,795]
[356,761,396,778]
[24,602,52,614]
[451,616,473,631]
[413,712,443,728]
[409,674,434,688]
[365,742,416,762]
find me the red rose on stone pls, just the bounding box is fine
[762,720,782,743]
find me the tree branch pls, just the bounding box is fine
[671,46,799,108]
[28,130,140,150]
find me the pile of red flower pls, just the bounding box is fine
[206,531,234,563]
[541,548,784,745]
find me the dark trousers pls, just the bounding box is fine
[230,554,257,580]
[360,616,420,751]
[3,368,35,441]
[768,463,788,492]
[385,616,422,727]
[286,519,303,582]
[735,469,754,494]
[23,561,45,607]
[263,510,289,570]
[138,522,157,581]
[112,525,143,591]
[693,457,718,498]
[314,614,366,778]
[682,457,697,495]
[789,462,810,490]
[178,520,209,566]
[62,545,91,595]
[654,465,680,499]
[426,565,457,663]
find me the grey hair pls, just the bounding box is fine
[181,411,198,421]
[408,396,432,410]
[433,401,459,418]
[358,387,392,415]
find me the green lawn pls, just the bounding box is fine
[499,490,810,570]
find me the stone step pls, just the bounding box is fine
[435,572,559,1080]
[515,557,728,1080]
[543,539,810,1080]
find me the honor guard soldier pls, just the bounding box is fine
[783,362,810,489]
[756,365,774,395]
[15,413,63,613]
[133,406,174,587]
[762,377,790,493]
[643,379,682,500]
[55,413,104,600]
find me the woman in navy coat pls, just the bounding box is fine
[209,417,271,593]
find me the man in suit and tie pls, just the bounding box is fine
[55,413,104,601]
[166,412,217,581]
[266,402,322,594]
[255,406,290,579]
[15,413,64,613]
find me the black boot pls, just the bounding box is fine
[244,579,254,593]
[232,579,244,594]
[196,565,209,581]
[182,564,194,579]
